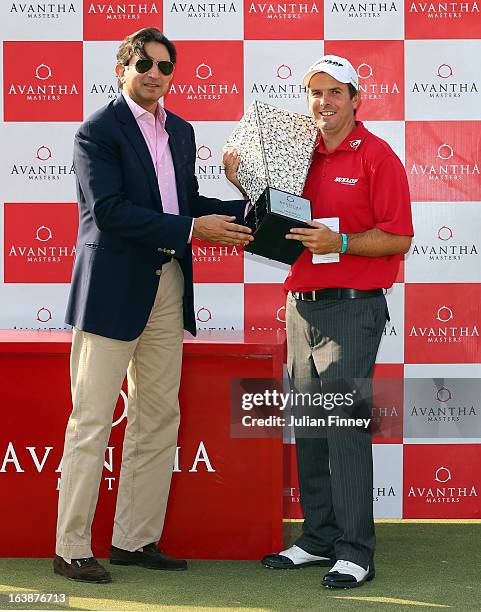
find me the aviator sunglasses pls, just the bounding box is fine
[131,58,174,76]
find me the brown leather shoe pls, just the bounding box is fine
[110,543,187,570]
[53,555,112,583]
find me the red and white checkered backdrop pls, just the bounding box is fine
[1,1,480,520]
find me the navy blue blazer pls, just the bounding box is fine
[65,95,245,340]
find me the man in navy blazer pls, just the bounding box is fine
[54,28,252,584]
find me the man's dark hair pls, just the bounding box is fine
[117,28,176,67]
[116,28,176,89]
[347,83,358,116]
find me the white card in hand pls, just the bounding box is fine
[312,217,340,264]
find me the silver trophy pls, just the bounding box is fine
[225,100,318,264]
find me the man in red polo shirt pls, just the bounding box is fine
[226,55,413,588]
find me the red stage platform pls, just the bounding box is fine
[0,330,285,559]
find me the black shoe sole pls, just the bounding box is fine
[262,559,333,570]
[322,571,375,589]
[54,568,112,584]
[110,559,187,571]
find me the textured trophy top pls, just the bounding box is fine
[225,100,318,204]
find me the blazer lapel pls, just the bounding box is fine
[165,112,189,216]
[113,96,162,209]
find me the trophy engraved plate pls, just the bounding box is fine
[225,101,318,264]
[269,190,311,222]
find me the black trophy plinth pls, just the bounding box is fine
[244,187,312,265]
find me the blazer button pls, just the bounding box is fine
[155,269,161,276]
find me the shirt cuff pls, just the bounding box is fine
[188,218,194,244]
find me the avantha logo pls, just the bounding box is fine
[248,1,320,17]
[277,64,292,79]
[170,1,237,16]
[87,2,159,18]
[169,64,239,100]
[11,144,75,182]
[438,225,453,240]
[196,145,212,161]
[331,1,397,16]
[410,386,477,423]
[356,62,400,101]
[406,0,480,37]
[8,241,76,263]
[412,64,478,98]
[36,307,53,323]
[194,143,228,182]
[10,2,76,18]
[196,307,212,323]
[90,82,122,101]
[251,63,306,100]
[410,141,479,182]
[436,386,452,402]
[409,305,479,343]
[36,225,53,241]
[3,41,83,121]
[8,64,79,101]
[410,225,478,262]
[84,2,162,40]
[192,245,239,262]
[244,0,323,40]
[407,466,478,503]
[0,440,215,491]
[165,42,243,121]
[195,306,236,330]
[4,203,78,283]
[36,145,52,161]
[409,1,479,19]
[373,485,396,501]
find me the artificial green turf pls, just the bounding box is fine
[0,524,479,611]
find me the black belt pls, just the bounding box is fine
[291,288,383,301]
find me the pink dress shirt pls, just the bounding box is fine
[123,93,195,240]
[123,93,248,242]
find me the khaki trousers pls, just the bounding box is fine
[56,259,184,559]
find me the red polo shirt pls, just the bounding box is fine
[285,122,413,292]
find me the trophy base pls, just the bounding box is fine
[244,188,311,265]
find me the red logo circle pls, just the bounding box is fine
[437,64,453,79]
[197,145,212,161]
[36,145,52,161]
[196,307,212,323]
[36,307,52,323]
[276,64,292,80]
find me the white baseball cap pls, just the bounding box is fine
[302,55,358,90]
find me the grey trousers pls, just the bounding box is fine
[286,291,388,569]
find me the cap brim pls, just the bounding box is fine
[302,67,353,88]
[302,70,318,87]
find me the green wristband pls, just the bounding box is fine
[340,233,348,254]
